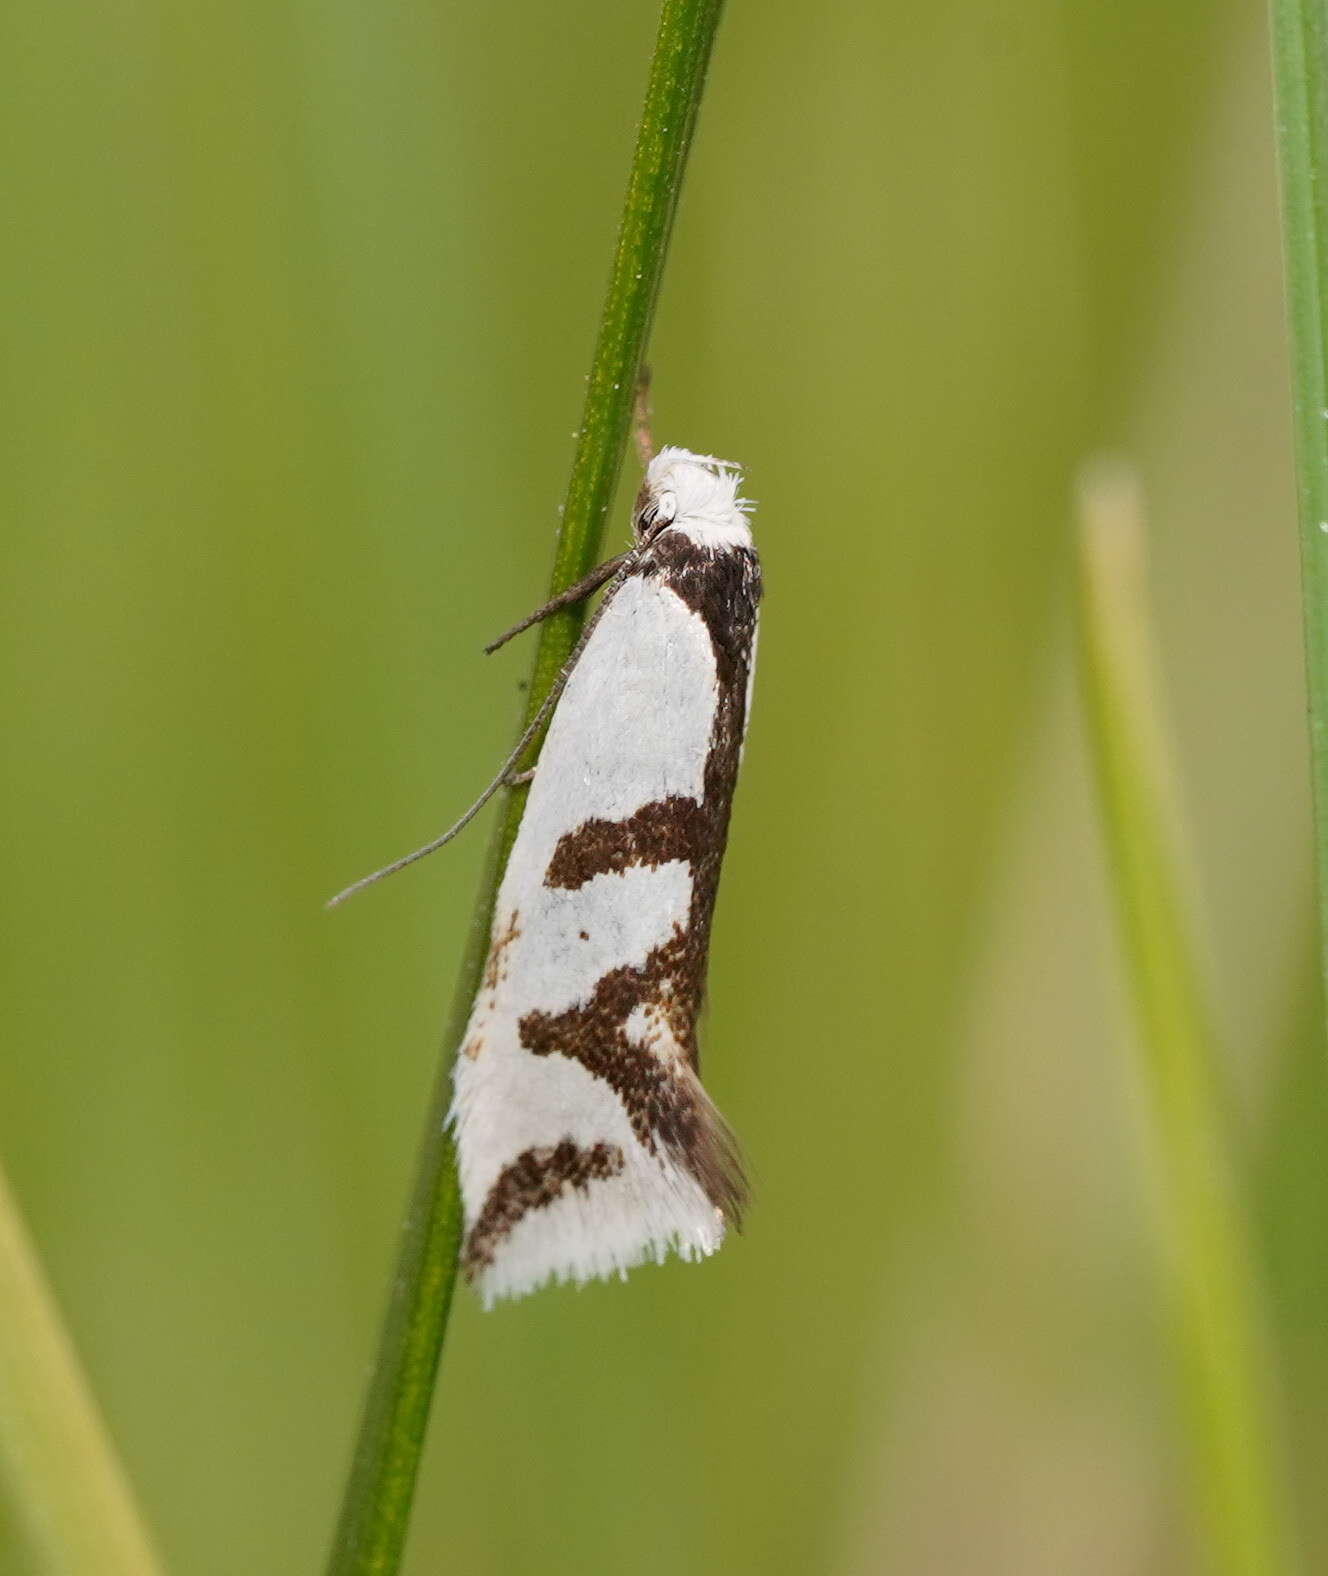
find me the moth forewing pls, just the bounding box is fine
[452,446,761,1305]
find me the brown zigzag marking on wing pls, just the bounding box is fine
[463,1140,625,1277]
[544,796,705,890]
[519,537,761,1223]
[518,932,746,1225]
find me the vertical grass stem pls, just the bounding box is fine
[0,1164,165,1576]
[1076,463,1295,1576]
[325,4,728,1571]
[1271,0,1328,1001]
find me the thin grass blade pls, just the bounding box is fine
[325,4,729,1572]
[0,1163,166,1576]
[1271,0,1328,1003]
[1075,462,1296,1576]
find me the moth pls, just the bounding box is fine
[331,446,761,1305]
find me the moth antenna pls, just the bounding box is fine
[325,552,642,909]
[484,551,631,655]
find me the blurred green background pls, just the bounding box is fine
[1,1,1323,1572]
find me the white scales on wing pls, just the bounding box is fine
[451,448,762,1305]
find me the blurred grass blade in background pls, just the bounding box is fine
[1075,463,1295,1576]
[0,1163,165,1576]
[1271,0,1328,1001]
[326,3,728,1572]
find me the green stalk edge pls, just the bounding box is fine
[1075,465,1295,1576]
[1271,0,1328,1000]
[325,4,727,1572]
[0,1163,166,1576]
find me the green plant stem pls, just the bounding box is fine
[1075,464,1295,1576]
[0,1164,165,1576]
[1271,0,1328,1002]
[325,4,726,1572]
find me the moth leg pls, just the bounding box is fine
[505,767,535,787]
[484,552,631,655]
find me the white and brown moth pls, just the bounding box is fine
[332,446,761,1305]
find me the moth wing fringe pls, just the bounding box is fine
[455,1072,747,1309]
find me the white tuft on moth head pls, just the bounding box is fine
[641,446,753,551]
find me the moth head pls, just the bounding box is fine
[635,446,754,550]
